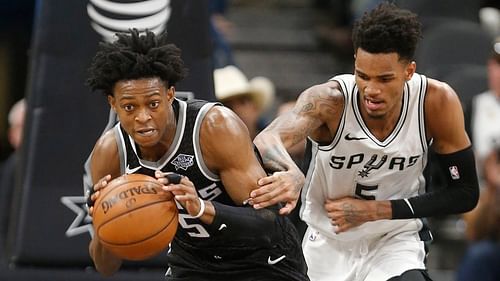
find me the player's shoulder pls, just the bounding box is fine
[201,105,248,137]
[198,104,254,171]
[425,77,459,105]
[299,79,344,103]
[295,79,345,120]
[424,77,465,139]
[203,105,239,125]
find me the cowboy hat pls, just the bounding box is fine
[214,65,275,112]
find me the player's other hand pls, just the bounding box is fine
[325,197,379,233]
[155,171,202,218]
[249,169,304,215]
[87,174,112,216]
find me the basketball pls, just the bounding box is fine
[92,173,178,260]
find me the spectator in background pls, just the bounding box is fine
[214,65,275,139]
[0,98,26,263]
[456,37,500,281]
[471,38,500,163]
[6,98,26,151]
[479,1,500,38]
[456,144,500,281]
[0,98,26,182]
[210,0,235,68]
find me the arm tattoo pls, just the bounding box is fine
[342,202,359,224]
[300,103,314,113]
[258,85,343,172]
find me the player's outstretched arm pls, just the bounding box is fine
[253,81,344,214]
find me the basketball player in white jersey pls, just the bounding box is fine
[252,3,479,281]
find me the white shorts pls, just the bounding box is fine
[302,224,427,281]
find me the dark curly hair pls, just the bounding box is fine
[352,2,422,61]
[86,28,187,96]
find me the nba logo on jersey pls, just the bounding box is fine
[449,166,460,180]
[171,154,194,171]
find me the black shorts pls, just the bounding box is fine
[165,219,309,281]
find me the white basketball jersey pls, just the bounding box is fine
[301,73,429,241]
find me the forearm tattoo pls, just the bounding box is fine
[342,202,359,224]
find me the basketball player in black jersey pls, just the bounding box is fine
[85,29,309,281]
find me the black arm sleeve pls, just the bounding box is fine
[391,146,479,219]
[207,201,283,247]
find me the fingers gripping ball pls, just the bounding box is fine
[92,174,178,260]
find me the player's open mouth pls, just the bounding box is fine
[364,97,384,111]
[136,128,156,137]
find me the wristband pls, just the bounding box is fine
[193,198,205,218]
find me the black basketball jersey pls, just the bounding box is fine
[115,99,235,243]
[114,98,309,280]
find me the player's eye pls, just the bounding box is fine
[123,104,134,112]
[150,101,160,109]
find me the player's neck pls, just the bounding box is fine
[361,100,402,141]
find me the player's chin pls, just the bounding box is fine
[365,109,387,119]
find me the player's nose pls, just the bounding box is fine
[135,109,152,122]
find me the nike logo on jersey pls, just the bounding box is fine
[125,165,141,174]
[267,255,286,265]
[344,133,368,141]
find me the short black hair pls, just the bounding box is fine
[87,28,187,96]
[352,2,422,61]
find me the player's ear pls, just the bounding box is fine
[405,61,417,81]
[405,61,416,81]
[167,86,175,101]
[107,95,117,112]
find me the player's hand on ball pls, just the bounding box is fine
[92,173,178,261]
[88,174,112,216]
[155,171,203,218]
